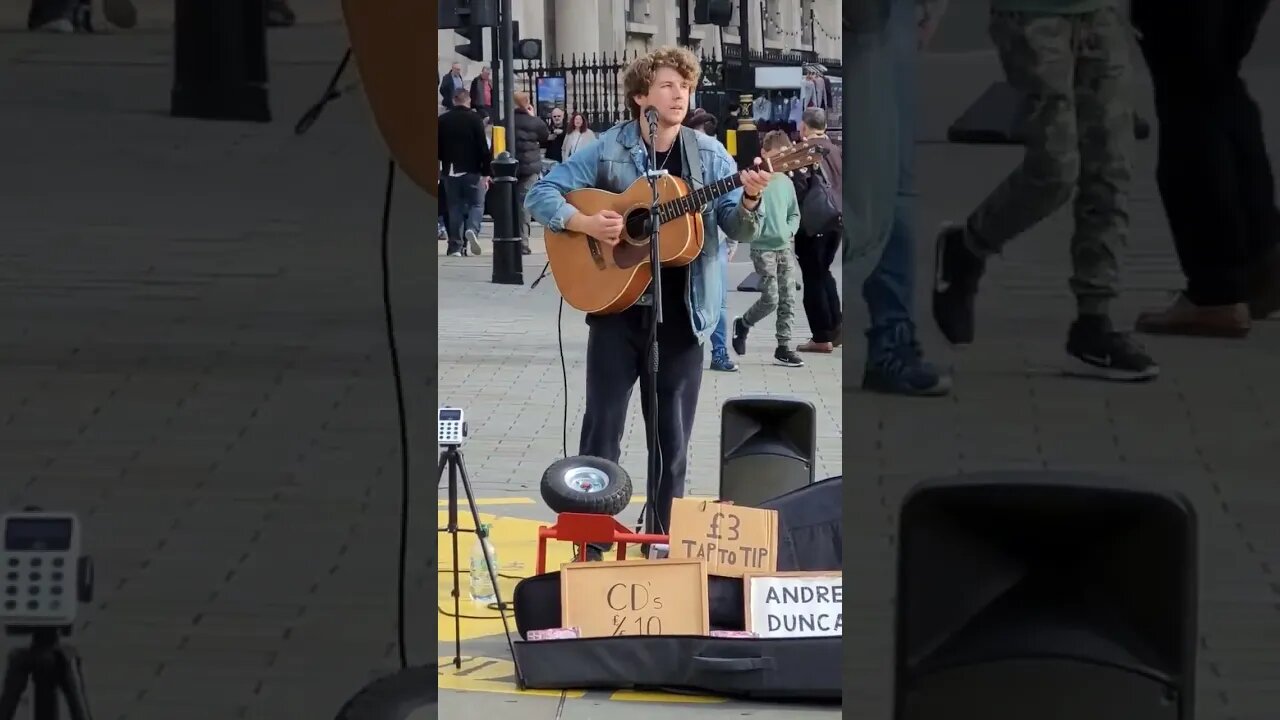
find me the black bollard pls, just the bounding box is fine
[734,93,760,170]
[733,93,768,292]
[171,0,272,123]
[490,152,523,285]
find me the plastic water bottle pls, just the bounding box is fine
[469,523,498,606]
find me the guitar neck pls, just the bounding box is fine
[656,174,745,224]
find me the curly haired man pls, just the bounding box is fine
[525,46,772,550]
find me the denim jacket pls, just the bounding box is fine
[524,119,762,343]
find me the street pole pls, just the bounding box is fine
[491,24,502,123]
[678,0,690,46]
[171,0,270,122]
[738,0,751,86]
[501,0,515,149]
[491,0,522,285]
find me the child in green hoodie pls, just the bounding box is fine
[732,131,805,368]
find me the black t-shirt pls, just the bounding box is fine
[649,146,692,339]
[545,124,566,162]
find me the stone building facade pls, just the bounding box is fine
[438,0,841,78]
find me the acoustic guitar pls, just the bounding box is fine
[341,0,434,194]
[545,139,828,315]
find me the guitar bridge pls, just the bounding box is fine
[587,236,606,270]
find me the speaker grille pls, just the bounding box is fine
[902,659,1179,720]
[894,473,1197,720]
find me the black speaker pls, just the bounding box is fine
[893,471,1198,720]
[333,665,436,719]
[719,395,816,507]
[694,0,733,27]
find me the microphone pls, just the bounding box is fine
[642,105,659,135]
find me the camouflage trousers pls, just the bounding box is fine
[967,7,1134,313]
[743,247,797,345]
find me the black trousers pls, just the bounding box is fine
[795,230,843,342]
[1132,0,1280,305]
[580,306,704,542]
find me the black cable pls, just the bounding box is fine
[531,263,568,459]
[377,159,411,671]
[558,296,568,458]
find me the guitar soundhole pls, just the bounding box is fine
[623,208,653,245]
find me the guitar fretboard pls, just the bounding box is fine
[656,175,744,223]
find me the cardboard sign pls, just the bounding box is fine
[560,559,709,638]
[667,498,779,578]
[744,571,843,638]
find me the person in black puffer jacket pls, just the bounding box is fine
[512,91,549,254]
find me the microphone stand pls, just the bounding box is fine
[294,48,355,136]
[640,110,667,538]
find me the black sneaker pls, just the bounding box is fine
[266,0,296,27]
[774,346,804,367]
[572,544,605,562]
[863,342,952,397]
[1065,316,1160,382]
[932,224,987,345]
[731,317,749,356]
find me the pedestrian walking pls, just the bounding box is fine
[732,131,805,368]
[931,0,1159,382]
[1130,0,1280,336]
[513,92,550,255]
[438,89,491,257]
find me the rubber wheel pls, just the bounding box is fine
[333,665,437,720]
[540,455,632,516]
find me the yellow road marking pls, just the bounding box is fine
[437,510,576,643]
[437,497,536,507]
[434,494,719,508]
[609,690,727,703]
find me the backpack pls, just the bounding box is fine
[799,163,842,237]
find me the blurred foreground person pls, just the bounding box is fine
[1130,0,1280,336]
[842,0,951,395]
[931,0,1159,383]
[843,1,897,270]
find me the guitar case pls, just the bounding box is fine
[509,477,844,701]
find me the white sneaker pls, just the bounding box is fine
[465,229,482,256]
[33,18,74,33]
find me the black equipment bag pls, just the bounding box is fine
[509,477,843,700]
[511,634,841,701]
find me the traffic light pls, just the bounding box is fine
[455,25,484,61]
[439,0,497,29]
[515,37,543,61]
[694,0,733,26]
[508,21,542,61]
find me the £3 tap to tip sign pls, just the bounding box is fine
[667,498,779,578]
